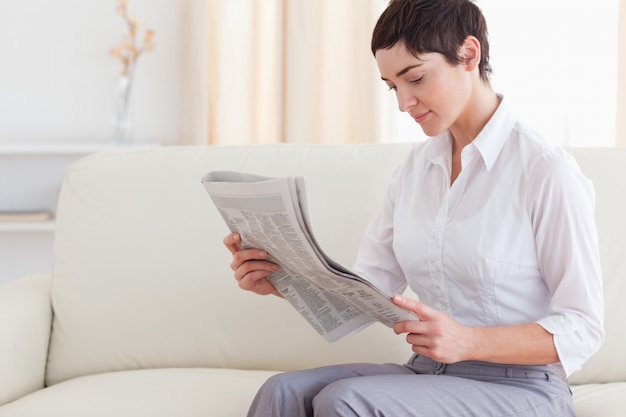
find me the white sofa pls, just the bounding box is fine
[0,143,624,417]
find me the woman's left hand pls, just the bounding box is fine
[392,294,477,364]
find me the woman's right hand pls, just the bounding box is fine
[223,232,282,297]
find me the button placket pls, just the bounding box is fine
[427,195,450,312]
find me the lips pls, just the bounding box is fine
[412,111,431,123]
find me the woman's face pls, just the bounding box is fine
[375,41,472,137]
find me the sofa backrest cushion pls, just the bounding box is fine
[45,144,626,386]
[45,144,416,385]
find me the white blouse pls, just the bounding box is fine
[353,97,605,378]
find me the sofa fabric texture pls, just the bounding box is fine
[0,144,624,416]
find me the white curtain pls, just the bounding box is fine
[203,0,388,145]
[180,0,621,147]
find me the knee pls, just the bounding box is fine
[248,373,304,417]
[312,380,361,417]
[251,371,345,417]
[256,372,294,399]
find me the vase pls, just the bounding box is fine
[113,76,134,144]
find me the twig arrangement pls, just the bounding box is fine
[110,0,155,142]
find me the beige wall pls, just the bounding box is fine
[615,1,626,146]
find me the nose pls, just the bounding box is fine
[396,87,417,113]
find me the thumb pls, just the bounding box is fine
[392,294,435,320]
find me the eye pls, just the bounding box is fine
[409,76,424,85]
[387,85,397,92]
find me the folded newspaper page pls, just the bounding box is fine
[201,170,415,342]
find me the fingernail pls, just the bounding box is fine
[258,250,267,258]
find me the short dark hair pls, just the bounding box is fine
[371,0,492,81]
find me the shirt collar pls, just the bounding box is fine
[425,94,516,171]
[425,130,453,169]
[471,94,516,171]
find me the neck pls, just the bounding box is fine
[449,83,500,150]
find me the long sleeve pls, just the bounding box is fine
[529,149,605,377]
[352,165,408,298]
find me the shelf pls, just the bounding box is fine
[0,142,158,156]
[0,220,56,232]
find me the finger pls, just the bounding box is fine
[392,294,437,320]
[238,266,281,296]
[230,248,271,271]
[405,332,431,348]
[234,259,279,282]
[238,269,273,289]
[223,232,242,255]
[393,318,426,335]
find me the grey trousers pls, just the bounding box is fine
[247,355,574,417]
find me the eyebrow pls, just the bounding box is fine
[381,64,423,81]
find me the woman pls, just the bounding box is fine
[224,0,604,415]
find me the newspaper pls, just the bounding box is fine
[201,171,415,342]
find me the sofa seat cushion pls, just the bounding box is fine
[571,382,626,417]
[0,368,277,417]
[2,369,623,417]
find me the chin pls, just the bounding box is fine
[419,124,446,138]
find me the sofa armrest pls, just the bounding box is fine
[0,274,52,406]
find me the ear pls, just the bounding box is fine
[459,35,481,73]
